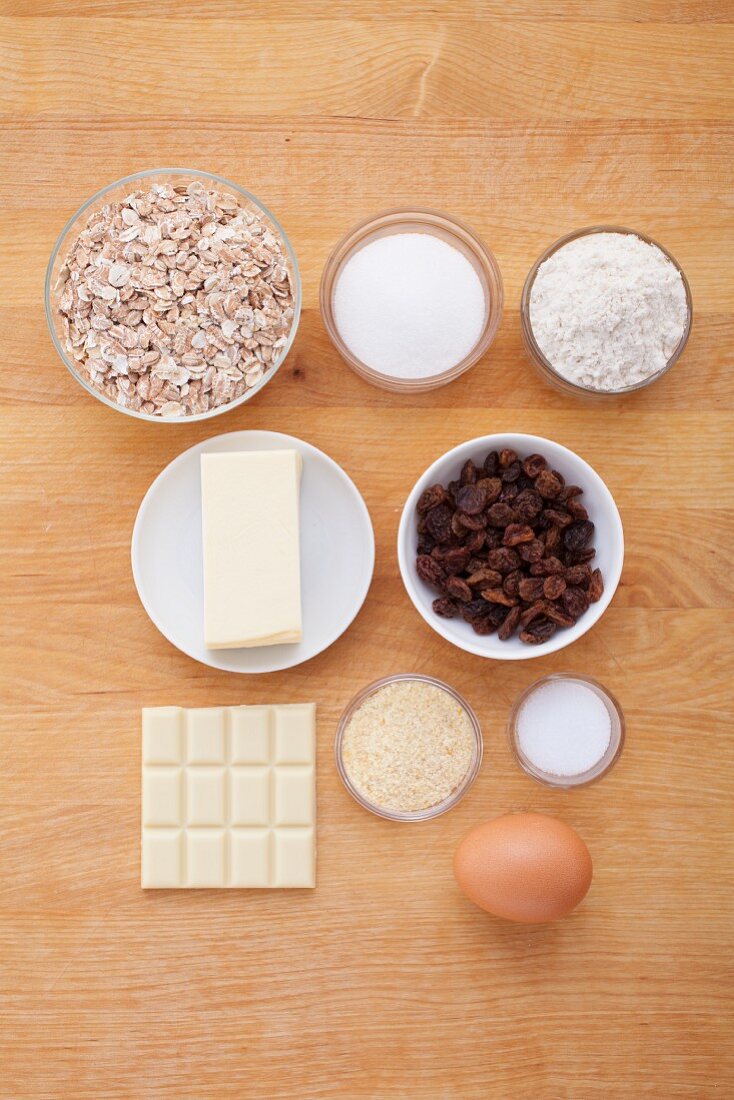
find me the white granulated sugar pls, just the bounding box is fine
[529,232,688,391]
[333,232,486,379]
[517,679,612,777]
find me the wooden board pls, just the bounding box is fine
[1,3,732,1097]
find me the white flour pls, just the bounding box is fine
[529,231,688,391]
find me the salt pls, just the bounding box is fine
[333,232,486,379]
[516,678,612,777]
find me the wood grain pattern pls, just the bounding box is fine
[1,3,733,1097]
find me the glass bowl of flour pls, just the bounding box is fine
[320,208,504,393]
[521,225,692,397]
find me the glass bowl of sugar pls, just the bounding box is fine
[508,673,625,788]
[320,209,504,393]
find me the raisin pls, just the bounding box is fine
[483,450,500,476]
[535,469,563,499]
[564,520,595,552]
[543,575,567,600]
[565,564,592,586]
[558,484,583,504]
[566,497,589,521]
[451,511,468,539]
[466,568,503,588]
[498,605,521,641]
[486,547,521,574]
[486,502,516,527]
[544,525,561,555]
[477,477,502,504]
[543,508,573,529]
[432,597,457,618]
[503,570,521,598]
[518,538,545,563]
[566,547,596,565]
[499,483,519,502]
[461,598,492,623]
[562,586,590,618]
[499,448,518,469]
[514,489,543,522]
[467,557,487,574]
[544,603,575,628]
[417,484,449,514]
[472,616,497,636]
[443,547,471,575]
[520,601,548,627]
[522,454,548,478]
[503,523,535,547]
[480,587,518,607]
[487,603,508,627]
[460,459,478,485]
[445,576,473,603]
[426,504,453,543]
[533,556,564,576]
[456,484,487,515]
[518,576,545,603]
[520,619,556,645]
[588,568,604,603]
[456,510,486,531]
[464,530,486,554]
[484,528,503,550]
[416,555,445,587]
[501,461,522,484]
[417,534,435,555]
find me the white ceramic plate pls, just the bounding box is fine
[132,431,375,673]
[397,433,624,660]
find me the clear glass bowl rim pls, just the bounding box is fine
[319,206,504,393]
[335,673,484,821]
[507,672,625,789]
[44,167,302,424]
[520,224,693,397]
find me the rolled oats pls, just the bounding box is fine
[54,180,295,417]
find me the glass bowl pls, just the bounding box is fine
[335,673,483,821]
[508,673,625,789]
[520,225,692,398]
[45,168,302,423]
[319,208,504,393]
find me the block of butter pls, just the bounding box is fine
[201,449,302,649]
[141,703,316,889]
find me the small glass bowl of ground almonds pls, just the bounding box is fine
[45,168,301,422]
[335,674,483,821]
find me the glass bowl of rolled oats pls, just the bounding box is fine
[45,169,301,421]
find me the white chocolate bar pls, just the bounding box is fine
[200,450,303,649]
[141,704,315,889]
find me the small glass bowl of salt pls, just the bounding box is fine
[320,208,504,393]
[508,673,624,789]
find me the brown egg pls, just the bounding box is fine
[454,813,593,923]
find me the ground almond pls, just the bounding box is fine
[341,679,475,813]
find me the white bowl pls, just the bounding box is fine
[397,434,624,660]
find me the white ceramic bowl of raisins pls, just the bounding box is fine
[397,434,624,660]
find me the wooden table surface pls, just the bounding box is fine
[1,3,733,1097]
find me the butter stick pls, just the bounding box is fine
[201,450,302,649]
